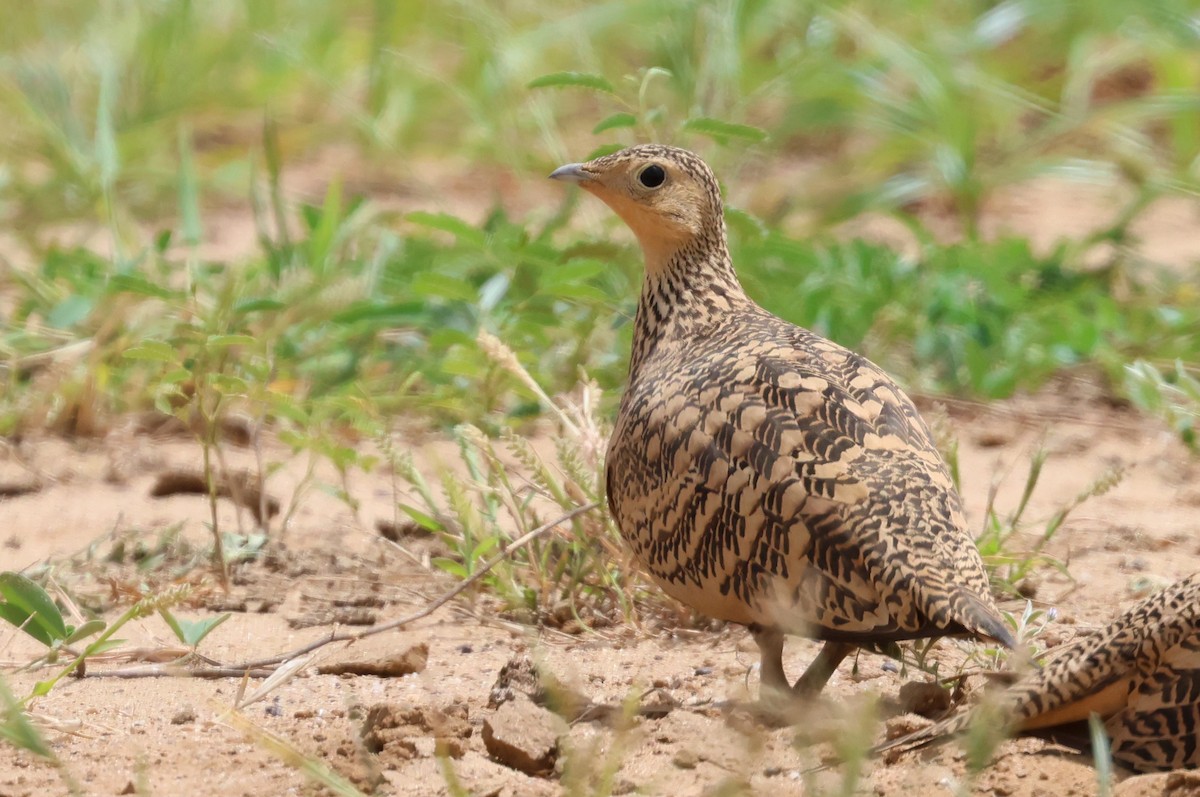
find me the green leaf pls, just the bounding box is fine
[94,57,119,191]
[527,72,615,94]
[235,298,286,314]
[478,273,510,312]
[308,179,344,268]
[412,273,477,303]
[585,143,624,160]
[46,295,94,329]
[541,259,605,284]
[205,334,257,349]
[399,504,443,532]
[63,619,106,645]
[0,677,55,760]
[332,301,427,325]
[405,212,486,246]
[87,638,127,656]
[158,608,231,648]
[431,558,468,579]
[1090,712,1114,797]
[539,259,610,300]
[0,572,68,647]
[592,113,637,134]
[177,124,203,246]
[160,368,192,385]
[0,605,47,645]
[123,341,179,363]
[724,207,769,240]
[683,117,768,143]
[109,274,175,300]
[473,536,500,559]
[154,229,173,253]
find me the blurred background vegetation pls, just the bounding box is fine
[1,0,1198,439]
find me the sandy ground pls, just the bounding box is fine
[1,384,1198,797]
[2,149,1198,795]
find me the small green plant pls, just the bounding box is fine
[157,607,230,650]
[529,67,768,155]
[0,572,205,700]
[1125,359,1199,450]
[392,330,643,627]
[0,572,107,661]
[557,690,641,797]
[956,691,1017,795]
[224,709,370,797]
[797,693,882,797]
[0,674,82,794]
[969,598,1059,673]
[1090,712,1115,797]
[975,445,1124,594]
[1089,710,1113,792]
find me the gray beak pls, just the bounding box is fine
[548,162,594,184]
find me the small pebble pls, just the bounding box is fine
[672,749,698,769]
[170,707,196,725]
[694,666,713,676]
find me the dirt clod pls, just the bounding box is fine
[883,713,934,741]
[488,655,592,721]
[672,749,699,769]
[482,695,568,776]
[375,517,428,541]
[317,642,428,677]
[170,707,196,725]
[356,702,473,766]
[898,681,952,717]
[1115,770,1200,797]
[149,466,280,523]
[287,607,378,628]
[0,479,41,499]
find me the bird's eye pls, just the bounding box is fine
[637,164,666,189]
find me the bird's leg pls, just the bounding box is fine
[750,625,790,696]
[792,641,855,695]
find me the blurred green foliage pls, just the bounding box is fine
[0,0,1198,436]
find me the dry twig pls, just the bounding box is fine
[86,502,599,680]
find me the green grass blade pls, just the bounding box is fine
[0,572,69,646]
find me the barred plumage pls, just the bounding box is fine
[878,573,1200,772]
[549,144,1014,696]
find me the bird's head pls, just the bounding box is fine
[549,144,726,272]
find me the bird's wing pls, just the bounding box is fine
[1108,577,1200,772]
[742,342,1010,643]
[608,319,1010,641]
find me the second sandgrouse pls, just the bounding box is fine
[549,144,1015,697]
[877,573,1200,771]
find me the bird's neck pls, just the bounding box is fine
[629,239,751,374]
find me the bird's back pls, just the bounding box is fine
[606,301,1009,645]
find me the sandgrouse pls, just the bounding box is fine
[878,573,1200,772]
[549,144,1015,696]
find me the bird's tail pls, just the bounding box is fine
[954,590,1018,650]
